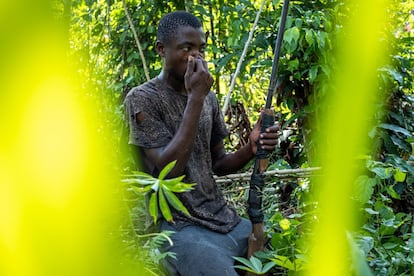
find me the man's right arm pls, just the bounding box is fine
[143,96,204,177]
[144,57,213,177]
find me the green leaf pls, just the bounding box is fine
[287,59,299,72]
[250,255,263,272]
[309,66,318,83]
[270,255,294,270]
[284,27,300,53]
[357,236,374,255]
[232,265,256,274]
[393,168,406,182]
[379,123,412,136]
[383,242,398,249]
[125,171,156,185]
[233,256,254,268]
[158,187,173,222]
[166,182,196,193]
[158,160,177,180]
[130,185,152,193]
[347,232,373,276]
[122,177,153,186]
[353,175,376,203]
[305,29,314,46]
[284,26,300,44]
[386,185,401,199]
[233,257,260,274]
[262,261,276,273]
[162,175,186,186]
[364,208,379,215]
[367,160,393,179]
[163,189,191,217]
[149,192,158,224]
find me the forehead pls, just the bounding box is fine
[169,26,206,45]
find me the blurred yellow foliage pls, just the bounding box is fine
[0,1,145,275]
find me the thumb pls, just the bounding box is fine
[254,111,263,129]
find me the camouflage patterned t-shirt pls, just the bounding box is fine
[124,78,240,233]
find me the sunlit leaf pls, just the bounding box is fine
[163,189,191,217]
[279,218,291,231]
[393,167,406,182]
[161,175,186,186]
[167,182,196,193]
[158,160,177,180]
[149,192,158,224]
[386,185,401,200]
[270,255,294,270]
[130,185,152,193]
[158,187,173,222]
[305,29,314,46]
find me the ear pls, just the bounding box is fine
[156,41,165,58]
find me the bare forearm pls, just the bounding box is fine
[213,142,255,176]
[153,98,203,177]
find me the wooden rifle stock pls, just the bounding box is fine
[247,0,290,261]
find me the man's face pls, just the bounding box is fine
[159,26,206,81]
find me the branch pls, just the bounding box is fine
[214,167,322,184]
[221,0,267,115]
[122,0,150,82]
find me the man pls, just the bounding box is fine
[124,11,279,276]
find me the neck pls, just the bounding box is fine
[158,71,186,95]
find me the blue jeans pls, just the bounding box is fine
[160,218,252,276]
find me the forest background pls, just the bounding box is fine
[0,0,413,275]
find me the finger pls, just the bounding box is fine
[266,124,280,133]
[254,111,263,129]
[200,58,209,71]
[186,56,195,76]
[258,110,264,121]
[260,132,278,139]
[193,57,204,72]
[259,134,278,145]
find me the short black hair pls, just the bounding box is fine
[157,11,202,44]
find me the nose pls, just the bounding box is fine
[190,49,202,58]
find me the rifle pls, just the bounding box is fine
[247,0,290,258]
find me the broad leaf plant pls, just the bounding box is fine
[123,161,194,224]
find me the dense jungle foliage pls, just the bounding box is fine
[63,0,413,275]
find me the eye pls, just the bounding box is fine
[182,47,190,52]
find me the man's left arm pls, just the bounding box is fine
[212,119,279,176]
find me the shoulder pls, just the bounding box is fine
[124,78,159,103]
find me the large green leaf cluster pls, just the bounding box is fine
[124,161,194,223]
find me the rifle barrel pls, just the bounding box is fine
[265,0,290,109]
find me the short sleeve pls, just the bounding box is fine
[124,87,173,148]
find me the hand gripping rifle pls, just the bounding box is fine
[247,0,290,258]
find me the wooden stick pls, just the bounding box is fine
[122,0,150,82]
[215,167,321,184]
[221,0,267,115]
